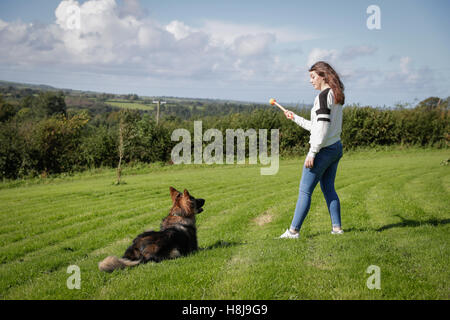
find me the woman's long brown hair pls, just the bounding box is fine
[309,61,345,105]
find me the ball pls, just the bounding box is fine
[269,98,276,105]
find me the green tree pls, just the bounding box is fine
[0,95,17,122]
[415,97,442,111]
[0,122,24,179]
[36,91,67,117]
[32,113,89,175]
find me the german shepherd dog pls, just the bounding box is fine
[98,187,205,272]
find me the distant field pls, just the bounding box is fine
[105,99,208,111]
[105,100,155,111]
[0,148,449,299]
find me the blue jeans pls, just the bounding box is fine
[290,140,343,231]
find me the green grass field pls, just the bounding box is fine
[106,100,155,111]
[0,148,449,300]
[105,99,206,112]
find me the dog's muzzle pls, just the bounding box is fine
[196,199,205,213]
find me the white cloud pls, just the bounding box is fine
[0,0,184,70]
[386,56,427,85]
[231,33,275,57]
[0,19,7,30]
[201,20,317,46]
[165,20,194,41]
[399,56,411,74]
[307,48,340,67]
[119,0,147,19]
[1,0,306,83]
[307,45,378,68]
[340,45,378,60]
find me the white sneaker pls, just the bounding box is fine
[279,229,299,239]
[331,229,344,235]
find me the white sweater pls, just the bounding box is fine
[292,88,342,158]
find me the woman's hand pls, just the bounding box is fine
[284,110,294,120]
[305,156,315,168]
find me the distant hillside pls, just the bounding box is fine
[0,80,257,104]
[0,79,312,118]
[0,80,57,91]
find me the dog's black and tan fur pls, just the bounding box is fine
[98,187,205,272]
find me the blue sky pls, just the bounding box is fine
[0,0,449,106]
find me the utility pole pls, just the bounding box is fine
[152,100,166,125]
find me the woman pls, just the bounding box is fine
[280,61,345,239]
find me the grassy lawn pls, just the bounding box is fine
[0,148,449,299]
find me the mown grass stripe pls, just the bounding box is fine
[90,182,293,299]
[0,173,288,245]
[0,165,412,260]
[0,170,271,239]
[401,170,449,218]
[0,166,269,225]
[0,177,298,298]
[0,175,293,273]
[1,150,448,299]
[206,163,447,299]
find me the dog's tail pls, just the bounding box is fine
[98,256,141,272]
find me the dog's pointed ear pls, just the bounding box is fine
[170,187,180,202]
[183,189,190,198]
